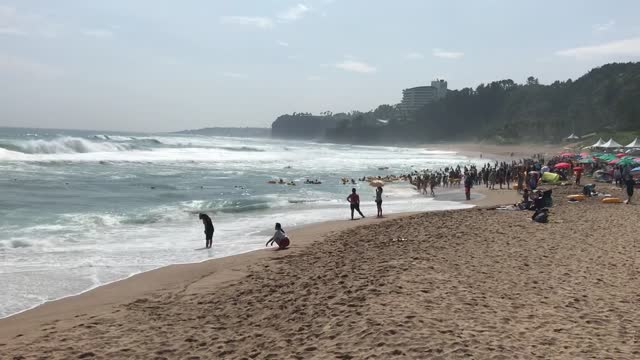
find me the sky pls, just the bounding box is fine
[1,0,640,132]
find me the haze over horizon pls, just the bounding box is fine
[2,0,640,132]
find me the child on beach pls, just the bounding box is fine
[375,186,383,218]
[347,188,365,220]
[266,223,290,250]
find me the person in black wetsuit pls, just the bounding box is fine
[199,213,214,248]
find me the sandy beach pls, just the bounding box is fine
[1,184,638,359]
[428,142,567,161]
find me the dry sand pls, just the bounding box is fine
[1,185,638,359]
[427,142,566,161]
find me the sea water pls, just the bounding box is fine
[0,127,481,318]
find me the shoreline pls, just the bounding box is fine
[0,186,518,341]
[3,184,636,358]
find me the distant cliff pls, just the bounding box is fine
[271,113,345,139]
[175,127,271,138]
[271,62,640,144]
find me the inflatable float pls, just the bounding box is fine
[601,197,623,204]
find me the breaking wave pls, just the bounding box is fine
[0,136,171,156]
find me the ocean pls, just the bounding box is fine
[0,127,482,318]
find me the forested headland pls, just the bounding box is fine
[271,62,640,144]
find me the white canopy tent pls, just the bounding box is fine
[590,138,605,148]
[625,137,640,148]
[600,138,622,149]
[565,133,580,140]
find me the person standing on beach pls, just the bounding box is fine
[375,186,383,218]
[622,165,634,204]
[574,166,583,185]
[199,213,214,249]
[347,188,365,220]
[464,172,473,200]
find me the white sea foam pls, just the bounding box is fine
[0,132,486,318]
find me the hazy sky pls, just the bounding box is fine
[1,0,640,132]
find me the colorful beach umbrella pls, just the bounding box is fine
[631,167,640,173]
[616,153,626,158]
[560,152,575,157]
[554,162,571,169]
[579,158,594,164]
[609,159,619,164]
[598,154,616,161]
[615,157,639,166]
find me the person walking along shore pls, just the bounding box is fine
[347,188,365,220]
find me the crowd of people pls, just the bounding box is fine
[197,152,636,249]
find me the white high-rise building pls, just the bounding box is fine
[400,79,448,113]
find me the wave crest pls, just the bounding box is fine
[0,137,135,154]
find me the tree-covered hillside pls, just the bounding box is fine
[272,62,640,144]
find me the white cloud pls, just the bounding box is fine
[82,29,114,39]
[277,40,289,47]
[278,4,311,21]
[222,72,248,79]
[593,20,615,33]
[432,48,464,59]
[0,53,61,78]
[556,37,640,60]
[334,59,377,73]
[220,16,274,29]
[405,52,424,60]
[307,75,321,81]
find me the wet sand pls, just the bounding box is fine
[1,184,638,359]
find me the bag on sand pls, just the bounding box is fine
[533,210,548,223]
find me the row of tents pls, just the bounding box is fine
[588,137,640,149]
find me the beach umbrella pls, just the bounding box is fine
[609,159,619,164]
[573,166,583,171]
[579,152,590,157]
[369,179,385,187]
[616,157,639,166]
[554,162,571,169]
[631,167,640,173]
[578,158,594,164]
[560,152,575,157]
[597,154,616,161]
[616,153,626,158]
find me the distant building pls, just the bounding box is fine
[400,79,448,113]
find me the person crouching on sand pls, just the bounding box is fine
[266,223,290,250]
[347,188,365,220]
[199,213,214,249]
